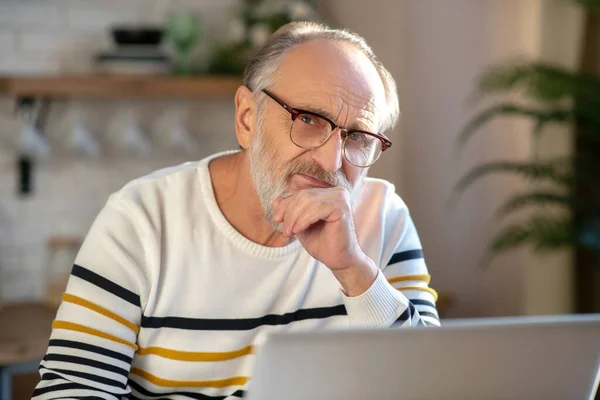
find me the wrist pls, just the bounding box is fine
[331,254,378,297]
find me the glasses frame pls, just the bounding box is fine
[261,89,392,167]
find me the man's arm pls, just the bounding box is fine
[383,248,440,326]
[272,186,439,328]
[33,193,149,400]
[340,248,440,328]
[342,196,440,328]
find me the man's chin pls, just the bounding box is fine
[265,214,284,232]
[262,203,284,232]
[272,222,284,232]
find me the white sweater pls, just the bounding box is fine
[33,151,439,400]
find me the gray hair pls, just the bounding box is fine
[243,21,400,134]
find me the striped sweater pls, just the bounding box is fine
[33,151,439,400]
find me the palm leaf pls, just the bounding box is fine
[476,62,600,106]
[458,103,573,146]
[488,225,531,254]
[490,215,573,254]
[454,161,572,196]
[497,192,571,217]
[574,0,600,13]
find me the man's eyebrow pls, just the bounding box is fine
[294,102,338,122]
[293,102,379,133]
[351,124,375,133]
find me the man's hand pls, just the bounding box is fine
[272,187,378,296]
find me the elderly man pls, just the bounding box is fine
[33,22,439,400]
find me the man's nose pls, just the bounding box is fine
[311,128,344,172]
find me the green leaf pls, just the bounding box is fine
[454,161,572,196]
[497,192,571,217]
[458,103,573,146]
[490,215,573,254]
[573,0,600,13]
[489,224,531,252]
[476,62,600,105]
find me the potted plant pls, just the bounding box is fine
[454,1,600,262]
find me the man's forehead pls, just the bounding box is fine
[274,40,385,121]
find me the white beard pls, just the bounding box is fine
[248,123,364,230]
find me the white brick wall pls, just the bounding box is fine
[0,32,16,53]
[0,0,242,75]
[0,99,239,303]
[0,0,242,303]
[0,2,66,30]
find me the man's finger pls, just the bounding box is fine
[292,206,330,235]
[282,193,313,237]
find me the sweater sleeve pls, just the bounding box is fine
[32,192,149,400]
[343,191,440,328]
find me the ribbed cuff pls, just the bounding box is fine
[342,270,408,327]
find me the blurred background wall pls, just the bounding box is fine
[326,0,586,318]
[395,0,583,318]
[0,0,591,318]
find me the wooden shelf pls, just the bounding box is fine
[0,75,242,100]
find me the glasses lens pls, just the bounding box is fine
[290,113,331,149]
[343,132,383,167]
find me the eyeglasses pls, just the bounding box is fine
[262,89,392,168]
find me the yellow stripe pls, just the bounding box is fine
[137,345,254,362]
[52,320,138,350]
[62,293,140,334]
[130,368,248,388]
[397,286,439,301]
[388,274,431,284]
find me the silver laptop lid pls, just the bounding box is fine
[248,314,600,400]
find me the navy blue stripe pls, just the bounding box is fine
[419,311,440,320]
[35,373,117,398]
[395,307,411,323]
[71,264,141,307]
[40,372,66,382]
[141,304,347,331]
[409,299,437,309]
[53,397,107,400]
[129,379,245,399]
[44,353,129,378]
[49,367,126,389]
[33,382,82,397]
[408,302,416,319]
[387,249,424,265]
[48,339,133,364]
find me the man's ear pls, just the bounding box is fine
[235,85,258,150]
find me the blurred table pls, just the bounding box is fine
[0,303,56,400]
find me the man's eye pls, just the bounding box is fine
[299,115,315,125]
[347,132,365,142]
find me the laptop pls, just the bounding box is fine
[246,314,600,400]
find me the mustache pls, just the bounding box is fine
[283,160,352,191]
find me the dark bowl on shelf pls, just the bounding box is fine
[111,26,164,46]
